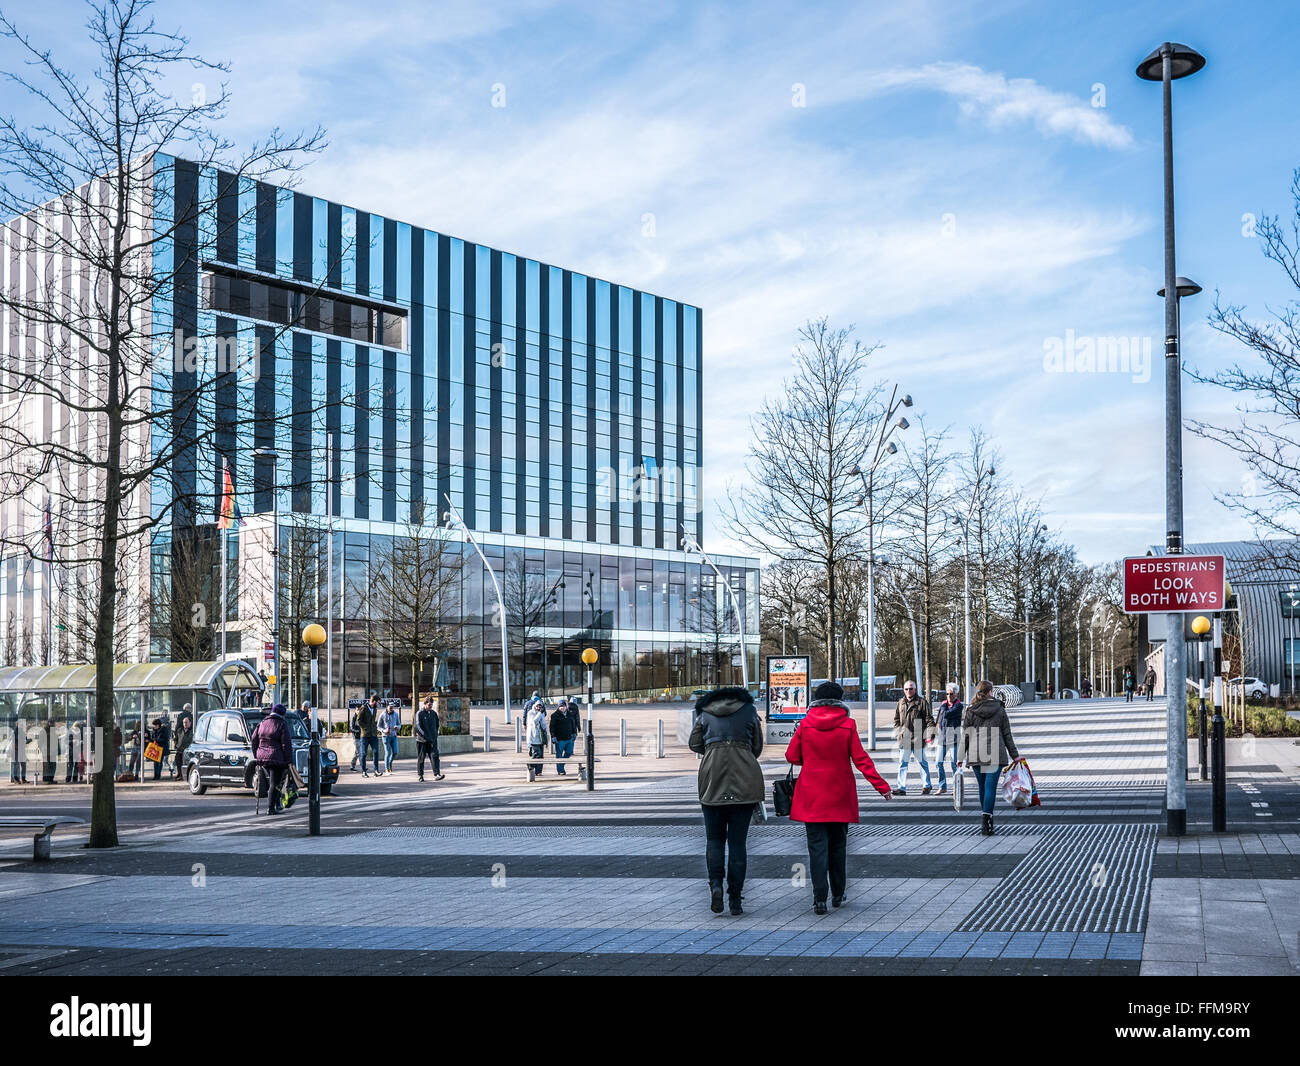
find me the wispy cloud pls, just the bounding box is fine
[863,62,1134,149]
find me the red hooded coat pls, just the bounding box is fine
[785,701,890,823]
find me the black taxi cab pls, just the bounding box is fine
[183,708,339,796]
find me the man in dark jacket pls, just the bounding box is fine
[415,697,443,782]
[252,703,294,815]
[358,696,382,777]
[550,698,576,775]
[935,683,964,796]
[892,681,936,796]
[1143,666,1157,701]
[565,697,583,744]
[688,686,764,915]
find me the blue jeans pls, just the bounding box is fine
[973,767,1000,814]
[936,738,959,789]
[361,736,380,773]
[383,734,397,771]
[554,737,574,772]
[897,746,932,790]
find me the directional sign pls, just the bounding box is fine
[1122,554,1226,614]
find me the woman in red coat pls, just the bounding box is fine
[785,681,891,914]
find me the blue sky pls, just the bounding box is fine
[11,0,1299,564]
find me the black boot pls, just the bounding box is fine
[728,889,744,916]
[986,812,995,836]
[709,884,724,914]
[980,812,993,836]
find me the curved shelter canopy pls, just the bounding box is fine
[0,660,264,723]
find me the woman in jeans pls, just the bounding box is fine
[958,680,1019,837]
[785,681,891,914]
[689,686,765,916]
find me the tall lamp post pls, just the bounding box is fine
[254,447,281,706]
[1137,39,1205,835]
[682,529,749,690]
[302,622,326,837]
[850,386,913,750]
[444,494,513,723]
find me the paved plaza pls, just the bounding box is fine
[0,697,1297,976]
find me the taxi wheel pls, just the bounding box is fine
[187,765,206,796]
[320,783,333,796]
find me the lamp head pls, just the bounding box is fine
[848,463,861,476]
[1156,277,1203,299]
[886,441,898,455]
[1136,43,1206,81]
[581,647,598,666]
[855,494,865,507]
[896,416,909,431]
[1191,615,1211,637]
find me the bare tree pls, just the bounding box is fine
[722,318,884,674]
[1189,168,1300,565]
[0,2,327,845]
[368,500,464,703]
[889,416,955,697]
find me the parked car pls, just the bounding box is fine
[183,708,339,796]
[1227,676,1269,703]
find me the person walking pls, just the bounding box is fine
[1123,667,1136,703]
[958,680,1020,837]
[524,698,549,780]
[550,697,576,775]
[892,680,935,796]
[349,706,362,770]
[1143,666,1157,701]
[251,703,294,815]
[154,716,172,780]
[173,712,193,779]
[415,697,444,781]
[935,683,964,796]
[379,700,401,774]
[1081,676,1092,699]
[785,681,891,914]
[688,686,764,916]
[358,696,382,777]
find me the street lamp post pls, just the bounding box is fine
[851,386,913,750]
[952,460,995,701]
[445,495,513,724]
[302,622,326,836]
[682,530,749,690]
[1053,599,1061,699]
[1138,39,1206,836]
[254,447,281,706]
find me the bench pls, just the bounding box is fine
[0,816,88,861]
[512,755,601,782]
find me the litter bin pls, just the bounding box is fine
[1019,682,1037,705]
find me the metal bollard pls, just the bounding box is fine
[515,716,522,754]
[657,718,664,759]
[586,722,595,791]
[1198,702,1207,781]
[620,718,627,756]
[484,717,491,753]
[1211,711,1226,832]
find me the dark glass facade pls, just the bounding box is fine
[143,155,757,700]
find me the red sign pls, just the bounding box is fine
[1122,554,1226,613]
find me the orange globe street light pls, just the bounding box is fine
[581,647,598,790]
[301,622,327,836]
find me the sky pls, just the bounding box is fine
[7,0,1298,565]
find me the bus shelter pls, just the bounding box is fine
[0,660,264,781]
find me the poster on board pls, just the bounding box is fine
[766,655,810,743]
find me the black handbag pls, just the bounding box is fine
[773,766,796,817]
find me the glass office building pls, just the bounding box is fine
[140,155,758,702]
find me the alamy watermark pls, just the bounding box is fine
[1043,329,1151,383]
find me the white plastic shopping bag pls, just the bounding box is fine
[1001,757,1039,809]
